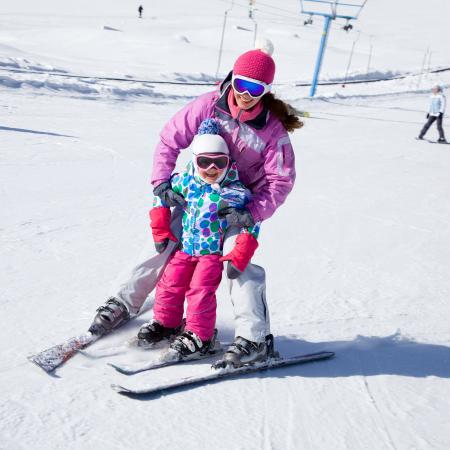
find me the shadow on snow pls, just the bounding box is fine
[0,125,75,138]
[275,331,450,379]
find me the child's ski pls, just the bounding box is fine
[80,336,153,359]
[111,351,335,396]
[109,332,224,375]
[109,346,224,375]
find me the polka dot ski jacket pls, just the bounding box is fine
[153,161,260,257]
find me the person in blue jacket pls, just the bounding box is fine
[418,85,447,143]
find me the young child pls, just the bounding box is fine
[138,119,260,359]
[418,84,447,143]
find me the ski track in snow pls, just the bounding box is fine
[2,1,450,449]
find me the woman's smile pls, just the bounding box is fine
[234,91,260,110]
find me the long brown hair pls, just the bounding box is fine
[262,93,304,133]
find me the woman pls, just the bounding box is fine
[89,44,303,367]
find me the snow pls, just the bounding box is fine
[1,1,450,449]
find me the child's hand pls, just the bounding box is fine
[153,181,186,208]
[220,233,259,279]
[154,239,170,254]
[149,207,178,253]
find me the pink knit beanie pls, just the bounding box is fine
[233,47,276,85]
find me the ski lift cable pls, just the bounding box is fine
[215,0,300,21]
[216,0,298,16]
[1,64,449,88]
[216,0,433,58]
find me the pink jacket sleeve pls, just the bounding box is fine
[246,132,296,222]
[151,91,216,186]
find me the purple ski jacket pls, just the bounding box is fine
[151,77,296,222]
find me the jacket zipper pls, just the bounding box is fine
[190,186,204,255]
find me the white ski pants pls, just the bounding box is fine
[115,207,270,343]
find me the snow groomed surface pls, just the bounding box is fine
[2,1,450,449]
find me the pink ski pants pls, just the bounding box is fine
[153,250,223,341]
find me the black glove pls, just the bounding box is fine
[155,240,169,254]
[218,207,255,228]
[153,181,186,208]
[226,262,243,279]
[426,113,430,119]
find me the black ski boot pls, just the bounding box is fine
[213,334,276,369]
[169,330,217,359]
[137,320,181,347]
[438,137,448,143]
[88,297,130,336]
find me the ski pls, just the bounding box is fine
[108,331,225,375]
[109,346,224,375]
[80,336,144,359]
[111,351,335,396]
[28,332,99,373]
[416,137,449,144]
[28,300,153,373]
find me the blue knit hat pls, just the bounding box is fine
[197,118,221,135]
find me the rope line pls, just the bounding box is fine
[1,65,449,87]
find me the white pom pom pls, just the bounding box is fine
[254,38,274,56]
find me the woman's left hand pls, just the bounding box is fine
[218,207,255,228]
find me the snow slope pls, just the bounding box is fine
[1,1,450,449]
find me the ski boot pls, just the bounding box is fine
[137,320,182,347]
[438,137,448,144]
[168,330,218,360]
[88,297,130,336]
[213,334,276,369]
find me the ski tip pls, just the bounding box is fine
[111,384,148,397]
[108,363,131,375]
[111,383,129,393]
[307,350,335,361]
[27,355,48,370]
[319,351,335,358]
[111,383,135,392]
[27,356,61,376]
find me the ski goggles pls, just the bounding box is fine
[232,74,271,98]
[195,153,230,170]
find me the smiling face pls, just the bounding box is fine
[198,166,226,184]
[195,153,229,185]
[233,90,261,110]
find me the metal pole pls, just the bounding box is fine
[343,31,360,86]
[417,47,429,89]
[215,1,234,80]
[250,16,258,47]
[343,40,356,86]
[366,35,373,74]
[310,15,332,97]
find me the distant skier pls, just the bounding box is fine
[417,84,447,143]
[138,5,143,18]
